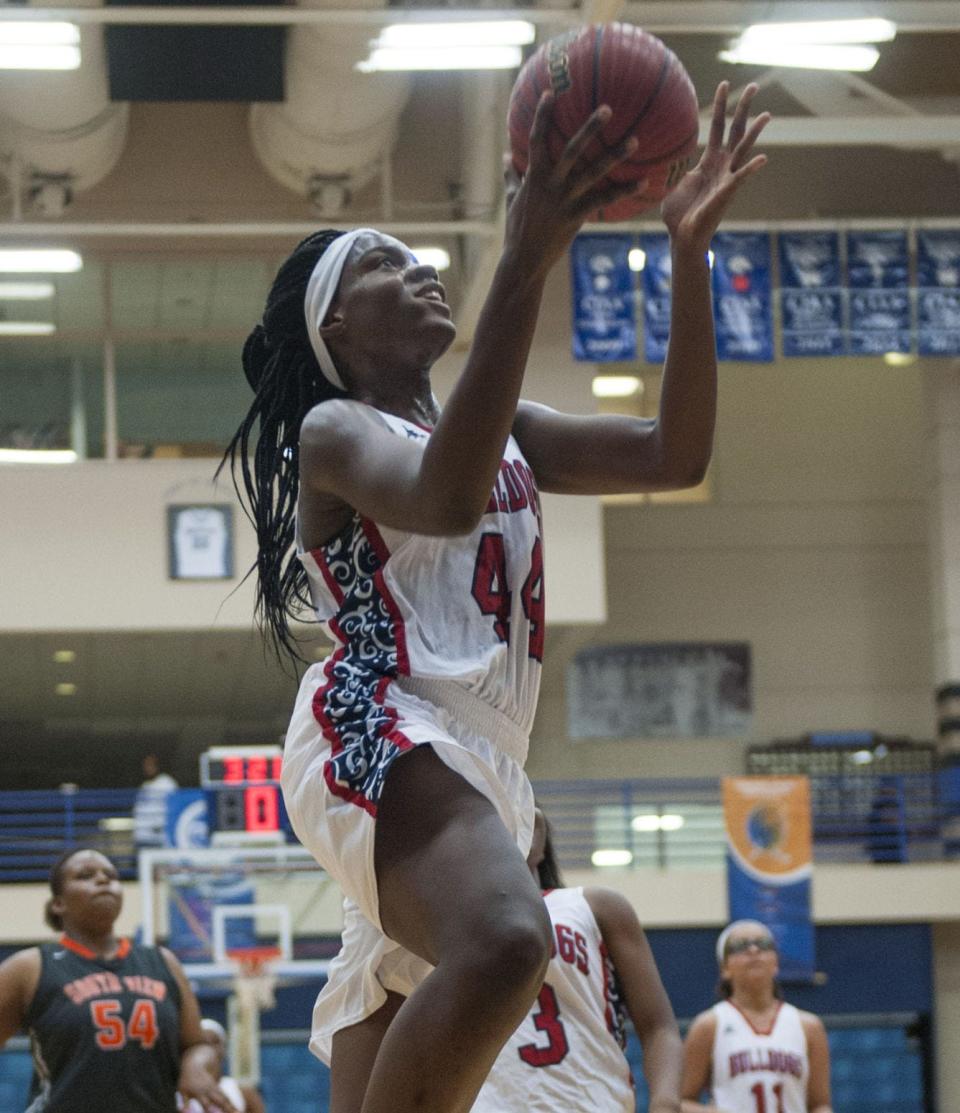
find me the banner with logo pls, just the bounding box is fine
[847,230,911,354]
[165,788,210,849]
[779,231,846,357]
[722,775,814,981]
[917,229,960,356]
[570,234,637,361]
[640,232,672,364]
[712,232,774,361]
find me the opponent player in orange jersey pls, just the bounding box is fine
[0,848,235,1113]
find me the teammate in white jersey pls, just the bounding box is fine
[472,807,682,1113]
[681,921,832,1113]
[223,84,769,1113]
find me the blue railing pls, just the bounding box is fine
[0,773,954,881]
[0,787,138,881]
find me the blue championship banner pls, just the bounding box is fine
[712,232,774,361]
[722,775,814,982]
[917,229,960,356]
[640,232,672,364]
[570,234,637,362]
[779,231,845,357]
[847,230,911,354]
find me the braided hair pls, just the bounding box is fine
[220,230,347,668]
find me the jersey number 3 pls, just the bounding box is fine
[518,984,568,1067]
[471,533,544,661]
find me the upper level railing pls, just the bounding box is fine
[1,770,956,882]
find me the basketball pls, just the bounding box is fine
[507,22,701,220]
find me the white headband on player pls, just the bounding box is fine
[304,228,380,391]
[715,920,774,965]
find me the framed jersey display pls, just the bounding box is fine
[166,503,234,580]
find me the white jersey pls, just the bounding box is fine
[298,401,545,734]
[711,1000,809,1113]
[472,888,634,1113]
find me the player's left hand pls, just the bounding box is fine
[660,81,770,252]
[179,1077,239,1113]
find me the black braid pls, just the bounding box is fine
[219,230,347,670]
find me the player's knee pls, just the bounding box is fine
[475,899,552,991]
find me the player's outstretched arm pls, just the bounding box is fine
[585,887,682,1113]
[301,94,647,538]
[511,84,770,497]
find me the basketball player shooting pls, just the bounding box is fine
[223,81,769,1113]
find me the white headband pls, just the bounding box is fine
[716,920,773,965]
[304,228,380,391]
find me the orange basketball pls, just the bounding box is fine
[507,22,700,221]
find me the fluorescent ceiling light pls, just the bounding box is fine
[411,246,451,272]
[632,814,685,832]
[53,649,77,663]
[377,21,535,49]
[358,44,522,72]
[0,321,56,335]
[0,44,80,70]
[0,249,82,273]
[0,281,55,299]
[720,42,880,71]
[628,248,646,272]
[739,19,896,46]
[55,682,77,696]
[591,849,633,867]
[883,350,917,367]
[592,375,641,399]
[0,448,77,463]
[0,22,79,45]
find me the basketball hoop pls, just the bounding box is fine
[228,945,280,1009]
[226,945,281,1087]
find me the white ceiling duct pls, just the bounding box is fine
[249,0,410,215]
[0,0,128,216]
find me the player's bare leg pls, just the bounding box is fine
[361,746,551,1113]
[329,992,404,1113]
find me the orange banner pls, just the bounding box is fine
[722,775,812,881]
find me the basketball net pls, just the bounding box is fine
[227,947,279,1087]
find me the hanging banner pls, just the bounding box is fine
[847,230,911,354]
[778,231,846,357]
[722,775,814,982]
[917,229,960,356]
[712,232,774,361]
[640,232,672,364]
[570,234,637,362]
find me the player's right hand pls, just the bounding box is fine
[503,92,647,276]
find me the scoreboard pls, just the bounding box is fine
[200,745,292,844]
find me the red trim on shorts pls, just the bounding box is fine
[60,935,131,961]
[728,999,783,1036]
[360,519,410,675]
[311,547,345,606]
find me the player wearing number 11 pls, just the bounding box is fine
[223,80,768,1113]
[680,921,832,1113]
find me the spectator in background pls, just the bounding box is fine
[134,752,179,848]
[866,777,908,864]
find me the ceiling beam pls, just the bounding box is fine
[0,3,958,31]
